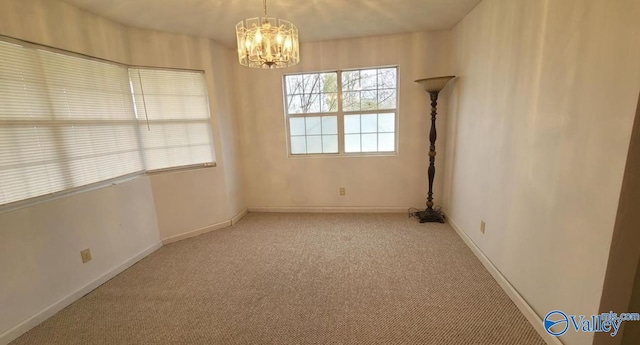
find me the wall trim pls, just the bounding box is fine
[247,206,410,214]
[231,209,248,225]
[161,220,232,245]
[444,213,564,345]
[0,241,162,345]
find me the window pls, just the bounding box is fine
[284,67,398,155]
[129,68,215,171]
[0,40,142,206]
[285,72,339,154]
[0,38,216,208]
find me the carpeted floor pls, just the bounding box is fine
[11,213,545,344]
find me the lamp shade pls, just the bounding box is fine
[415,76,455,93]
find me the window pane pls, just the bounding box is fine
[345,134,361,153]
[322,135,338,153]
[361,90,377,110]
[378,90,396,109]
[303,74,321,94]
[320,73,337,92]
[287,94,303,114]
[289,117,306,135]
[378,133,395,152]
[342,71,359,92]
[306,135,322,154]
[305,117,322,135]
[343,91,361,111]
[300,94,321,113]
[360,69,377,90]
[285,75,304,94]
[321,92,338,112]
[322,116,338,135]
[378,68,397,89]
[344,115,360,134]
[361,114,377,133]
[378,113,395,132]
[362,133,377,152]
[290,136,306,154]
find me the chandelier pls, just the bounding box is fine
[235,0,300,69]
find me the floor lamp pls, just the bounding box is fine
[414,76,455,223]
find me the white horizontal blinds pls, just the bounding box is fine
[37,50,143,188]
[129,68,215,171]
[0,40,143,206]
[0,41,58,204]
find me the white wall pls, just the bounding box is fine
[444,1,640,345]
[0,177,160,343]
[127,28,246,239]
[235,32,452,211]
[0,0,245,342]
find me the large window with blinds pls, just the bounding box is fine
[129,68,215,171]
[0,38,216,207]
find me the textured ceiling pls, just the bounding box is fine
[60,0,480,46]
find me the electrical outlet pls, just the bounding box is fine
[80,248,92,263]
[339,187,346,196]
[480,220,486,234]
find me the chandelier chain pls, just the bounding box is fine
[263,0,268,17]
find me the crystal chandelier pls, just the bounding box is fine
[235,0,300,69]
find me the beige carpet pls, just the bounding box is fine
[11,213,545,344]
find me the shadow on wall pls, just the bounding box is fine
[441,76,461,212]
[594,91,640,345]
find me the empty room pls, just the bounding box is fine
[1,0,639,344]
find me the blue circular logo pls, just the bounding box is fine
[544,310,569,336]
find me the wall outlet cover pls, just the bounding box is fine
[81,248,92,263]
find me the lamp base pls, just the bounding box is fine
[416,208,445,223]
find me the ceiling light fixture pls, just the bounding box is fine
[235,0,300,69]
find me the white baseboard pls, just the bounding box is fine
[161,220,232,245]
[231,209,248,225]
[444,213,563,345]
[247,206,410,213]
[0,241,162,345]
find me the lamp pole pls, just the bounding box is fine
[414,76,455,223]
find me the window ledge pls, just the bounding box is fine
[145,162,216,175]
[288,152,398,159]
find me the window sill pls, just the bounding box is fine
[287,152,398,159]
[145,162,216,175]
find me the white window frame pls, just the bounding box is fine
[283,66,399,157]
